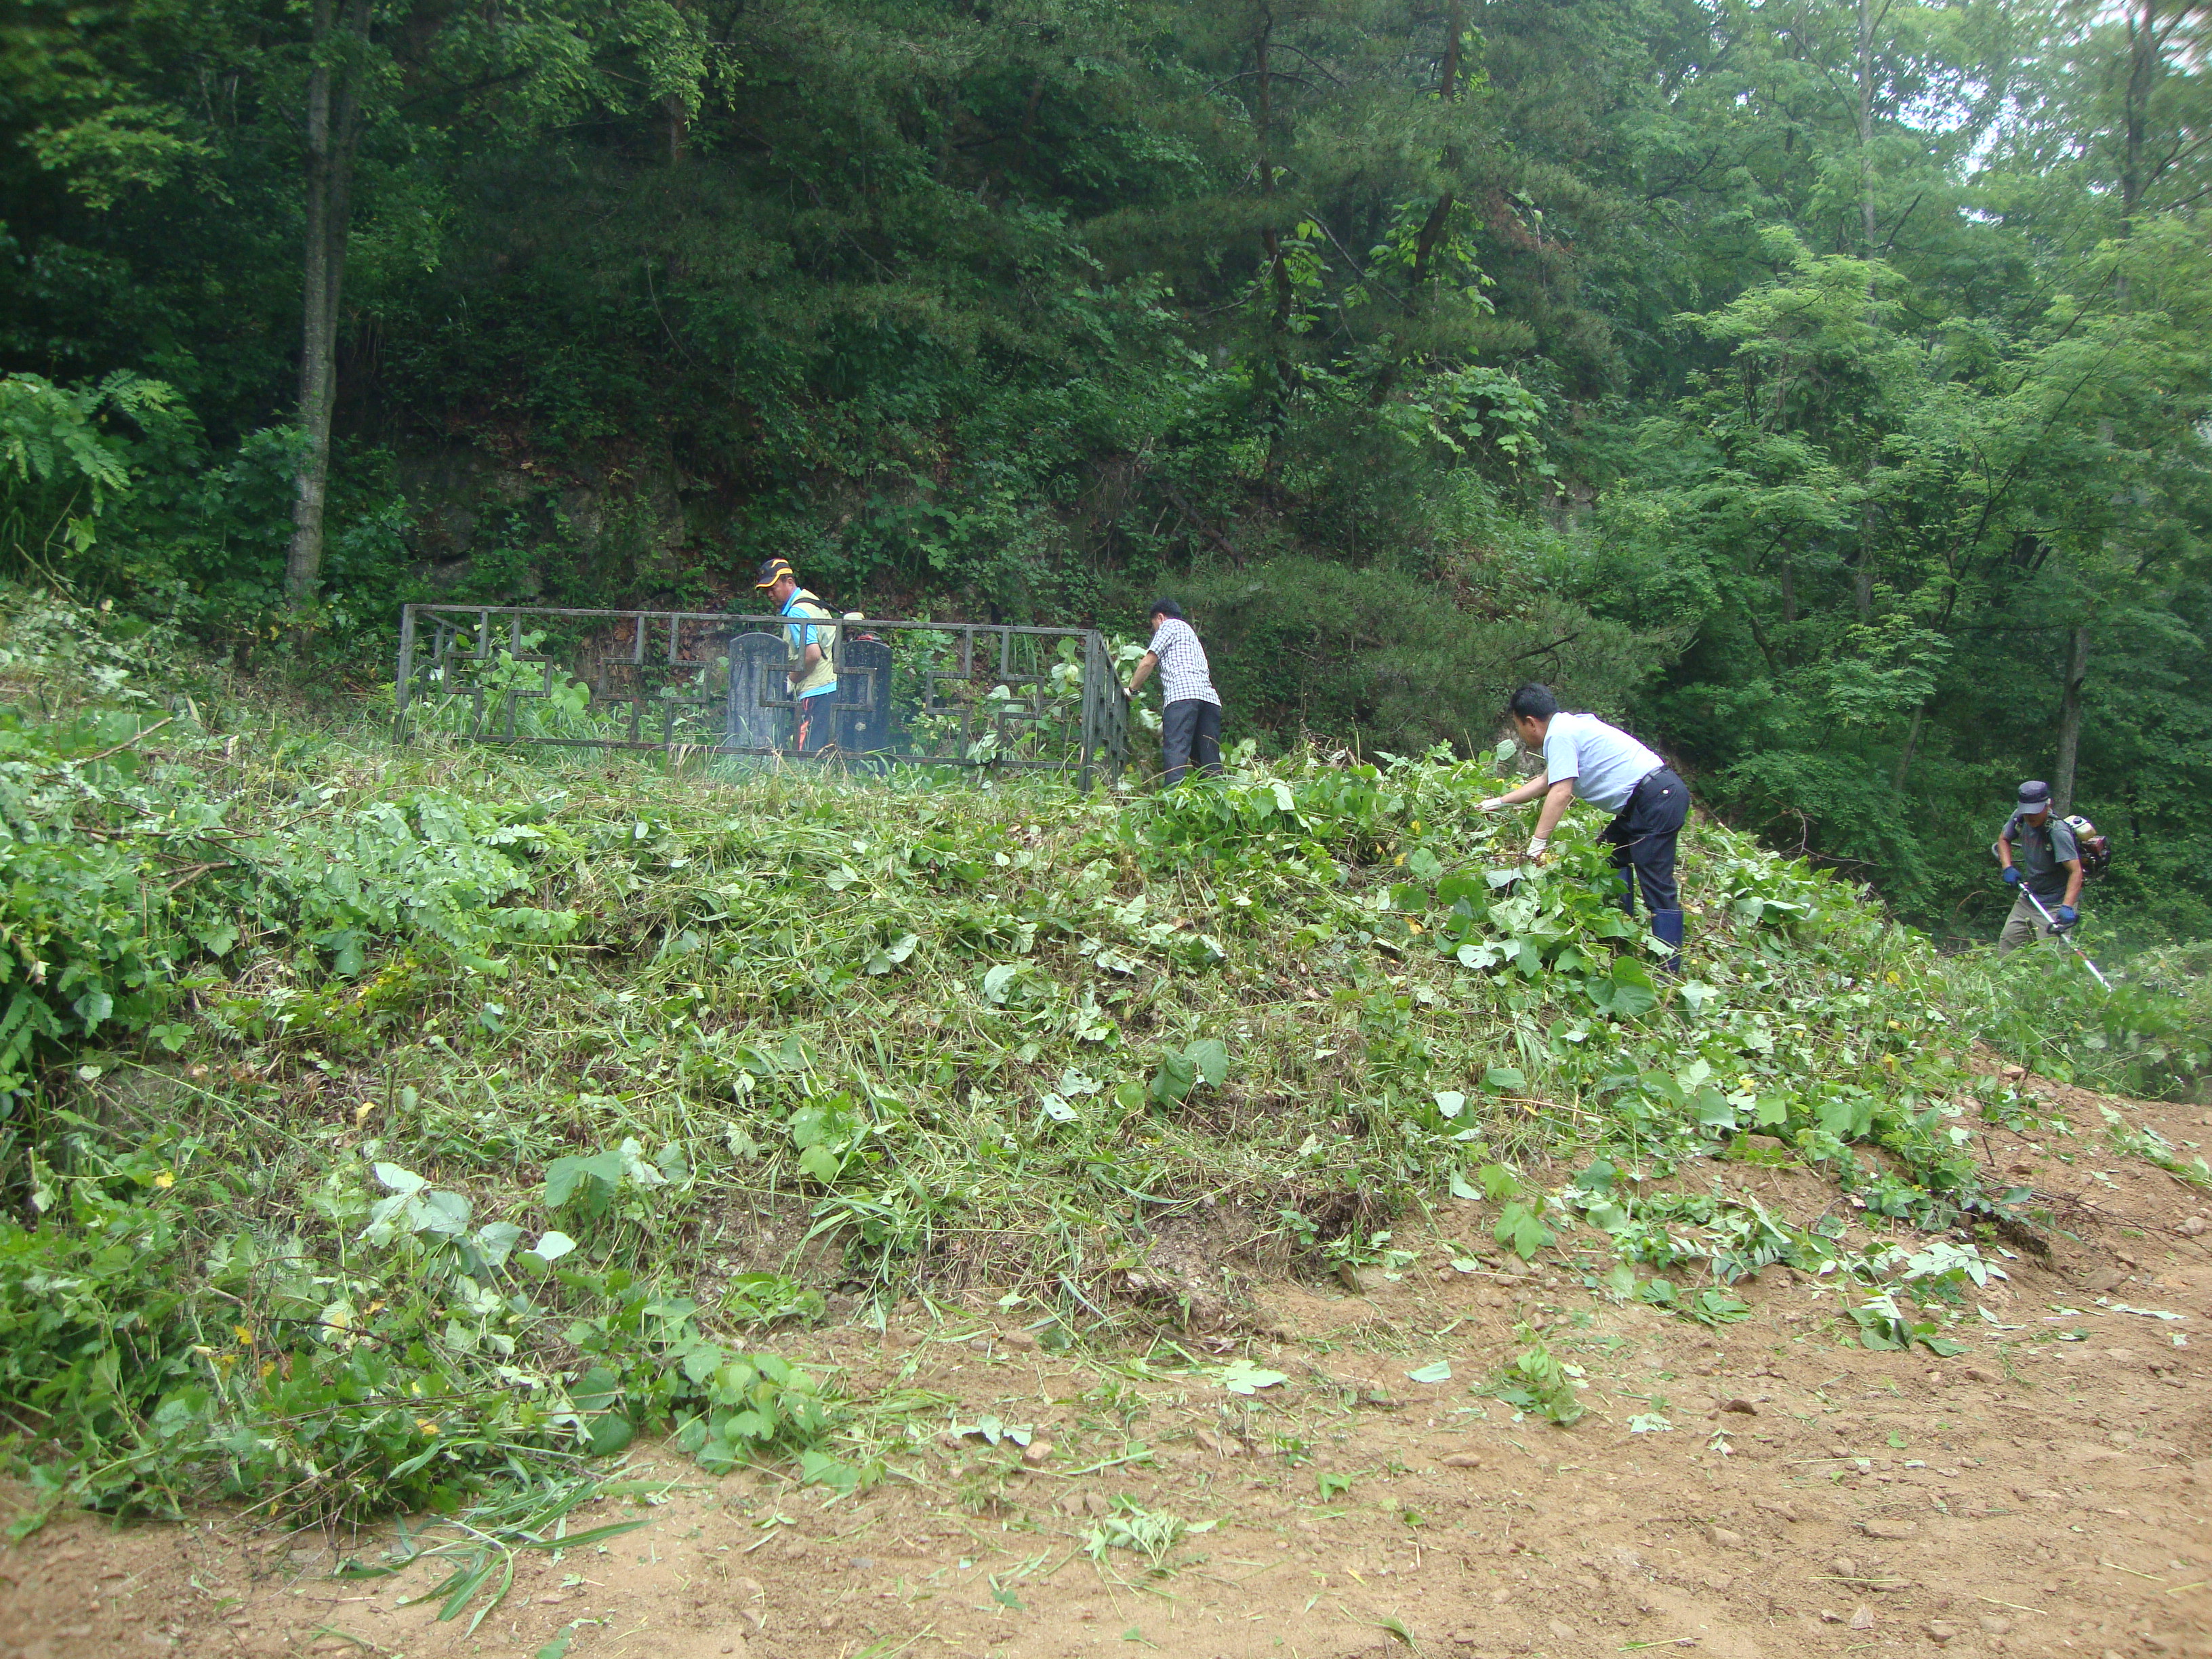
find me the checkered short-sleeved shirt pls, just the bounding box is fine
[1148,618,1220,708]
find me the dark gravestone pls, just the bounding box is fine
[837,634,894,753]
[725,631,790,750]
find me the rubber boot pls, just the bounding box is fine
[1614,864,1637,916]
[1650,908,1685,975]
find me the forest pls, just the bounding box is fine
[5,0,2212,944]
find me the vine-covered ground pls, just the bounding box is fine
[2,596,2209,1658]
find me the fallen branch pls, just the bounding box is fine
[79,715,176,763]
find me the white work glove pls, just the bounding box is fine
[1477,797,1507,813]
[1525,836,1551,865]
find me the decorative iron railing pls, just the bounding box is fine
[393,605,1129,785]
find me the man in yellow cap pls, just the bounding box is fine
[753,558,838,754]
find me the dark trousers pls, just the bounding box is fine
[1161,698,1223,785]
[1600,767,1689,915]
[790,694,835,755]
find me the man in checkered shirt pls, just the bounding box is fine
[1124,598,1223,785]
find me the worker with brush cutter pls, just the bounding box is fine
[1477,683,1689,970]
[1994,779,2084,956]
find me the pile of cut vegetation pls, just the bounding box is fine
[0,592,2199,1530]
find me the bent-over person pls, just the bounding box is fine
[1478,683,1690,968]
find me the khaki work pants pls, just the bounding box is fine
[1997,890,2066,955]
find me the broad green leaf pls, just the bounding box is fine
[1186,1037,1231,1086]
[1695,1091,1738,1129]
[1437,873,1484,905]
[1689,1290,1752,1326]
[1149,1050,1198,1104]
[1211,1357,1288,1394]
[1607,958,1658,1019]
[544,1149,623,1212]
[798,1449,859,1491]
[1500,1209,1554,1258]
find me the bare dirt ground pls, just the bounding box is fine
[5,1082,2211,1659]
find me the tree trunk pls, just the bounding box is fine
[1857,0,1878,256]
[2123,0,2157,221]
[1893,704,1923,791]
[1254,3,1290,486]
[283,0,370,613]
[1409,0,1465,287]
[1852,0,1879,621]
[2112,0,2160,312]
[2053,623,2091,815]
[664,92,690,165]
[1853,504,1875,621]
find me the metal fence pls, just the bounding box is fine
[394,605,1130,785]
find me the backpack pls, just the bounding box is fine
[2064,814,2112,881]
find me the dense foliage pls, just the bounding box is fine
[5,0,2212,936]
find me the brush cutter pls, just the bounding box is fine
[2020,886,2112,992]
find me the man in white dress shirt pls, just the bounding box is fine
[1477,682,1690,967]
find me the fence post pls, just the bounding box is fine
[394,605,417,746]
[1080,632,1096,791]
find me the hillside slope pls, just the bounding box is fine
[1,593,2206,1588]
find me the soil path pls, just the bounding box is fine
[5,1086,2210,1659]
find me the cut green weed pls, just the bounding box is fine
[1485,1331,1587,1426]
[1083,1497,1208,1575]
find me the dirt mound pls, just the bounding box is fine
[6,1086,2210,1659]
